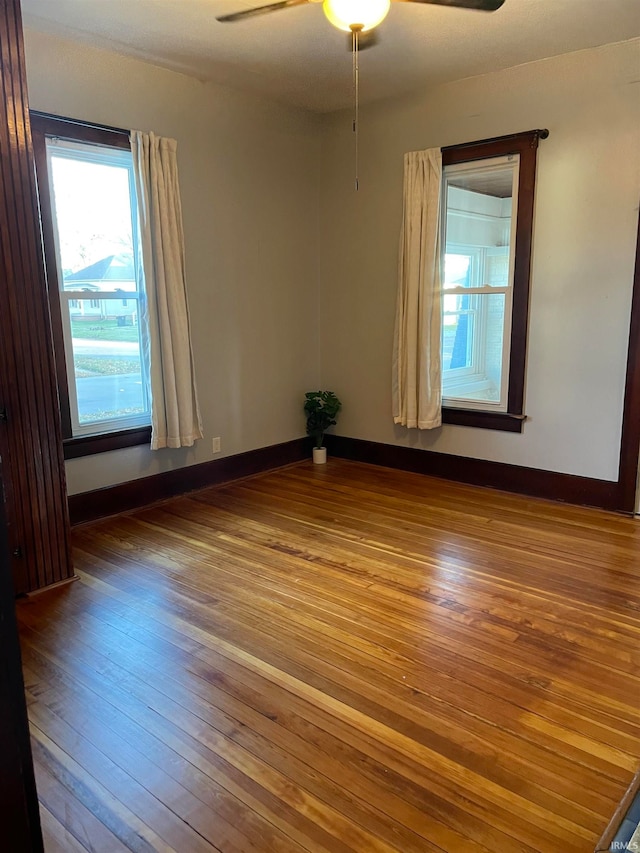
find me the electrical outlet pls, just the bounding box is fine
[212,436,221,454]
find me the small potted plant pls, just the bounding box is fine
[304,391,341,464]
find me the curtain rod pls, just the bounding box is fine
[443,129,549,153]
[30,110,129,137]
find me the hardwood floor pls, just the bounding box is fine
[17,459,640,853]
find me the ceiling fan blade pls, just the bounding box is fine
[346,30,379,51]
[402,0,505,11]
[217,0,308,23]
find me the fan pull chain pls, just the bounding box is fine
[352,26,360,192]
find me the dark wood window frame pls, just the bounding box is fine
[441,129,547,433]
[31,112,151,459]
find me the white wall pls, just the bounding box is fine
[318,40,640,481]
[24,29,322,495]
[23,33,640,492]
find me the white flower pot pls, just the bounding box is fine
[312,447,327,465]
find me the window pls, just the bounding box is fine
[32,114,152,457]
[442,156,516,408]
[440,130,545,432]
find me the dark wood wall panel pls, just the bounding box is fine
[0,0,73,592]
[617,213,640,513]
[0,462,43,851]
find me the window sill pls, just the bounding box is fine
[442,408,525,433]
[63,426,151,460]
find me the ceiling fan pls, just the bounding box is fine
[217,0,506,34]
[217,0,506,190]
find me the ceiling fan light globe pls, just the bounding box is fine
[322,0,390,32]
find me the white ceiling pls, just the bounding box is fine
[21,0,640,112]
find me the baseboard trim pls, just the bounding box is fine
[68,438,311,526]
[23,574,79,597]
[69,433,624,525]
[325,435,621,512]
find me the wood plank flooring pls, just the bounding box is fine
[17,459,640,853]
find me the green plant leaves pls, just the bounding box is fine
[304,391,341,448]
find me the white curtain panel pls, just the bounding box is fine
[392,147,443,429]
[131,131,203,450]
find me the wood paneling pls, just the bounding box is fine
[617,212,640,512]
[18,460,640,852]
[0,0,73,592]
[0,462,43,851]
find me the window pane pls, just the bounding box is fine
[442,154,518,411]
[444,252,473,290]
[48,148,137,294]
[479,292,506,400]
[70,300,146,426]
[443,311,475,371]
[46,139,150,436]
[485,246,510,288]
[445,160,516,288]
[443,293,505,403]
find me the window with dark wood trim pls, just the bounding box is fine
[31,112,151,459]
[440,129,546,432]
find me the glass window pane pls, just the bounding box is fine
[480,292,506,399]
[70,299,146,426]
[46,139,150,436]
[443,293,505,403]
[485,246,510,288]
[48,148,137,293]
[441,154,519,411]
[442,311,475,371]
[444,252,473,290]
[445,160,516,288]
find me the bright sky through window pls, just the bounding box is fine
[50,153,134,276]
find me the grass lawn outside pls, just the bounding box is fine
[71,318,139,343]
[79,406,145,423]
[74,357,141,377]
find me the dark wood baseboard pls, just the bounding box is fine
[325,435,622,512]
[24,575,79,597]
[69,438,311,525]
[69,432,628,526]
